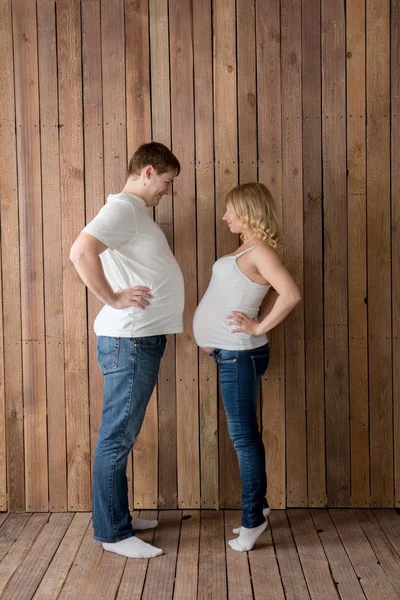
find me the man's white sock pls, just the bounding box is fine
[228,521,267,552]
[232,506,270,535]
[102,536,162,559]
[132,517,158,531]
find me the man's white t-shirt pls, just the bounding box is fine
[83,192,184,337]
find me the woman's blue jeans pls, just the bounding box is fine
[211,343,270,528]
[92,335,166,542]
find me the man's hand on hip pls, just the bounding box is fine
[113,286,152,310]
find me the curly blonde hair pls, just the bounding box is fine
[226,182,282,250]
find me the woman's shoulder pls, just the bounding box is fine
[250,242,279,258]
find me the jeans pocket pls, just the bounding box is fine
[134,335,163,348]
[217,350,238,364]
[251,353,270,379]
[97,336,120,374]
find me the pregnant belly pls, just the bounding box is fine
[200,346,215,354]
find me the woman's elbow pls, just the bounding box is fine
[290,288,301,309]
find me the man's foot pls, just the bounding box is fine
[232,507,270,535]
[132,517,158,531]
[228,521,267,552]
[102,536,162,559]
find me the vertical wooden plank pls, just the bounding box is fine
[0,0,14,507]
[269,511,310,599]
[57,518,102,600]
[173,511,200,600]
[248,525,286,599]
[125,0,151,510]
[116,510,158,600]
[0,513,74,600]
[0,514,50,597]
[32,513,91,600]
[347,0,369,508]
[193,0,218,509]
[310,509,368,600]
[37,0,67,512]
[330,509,399,600]
[13,0,48,512]
[0,237,5,511]
[141,511,181,600]
[101,0,128,508]
[224,511,253,600]
[101,0,126,193]
[170,0,199,509]
[81,0,104,505]
[214,0,240,509]
[237,0,257,184]
[367,0,393,508]
[355,509,400,595]
[392,0,400,508]
[302,0,325,507]
[198,511,227,600]
[287,509,338,599]
[256,0,285,510]
[322,0,350,506]
[150,0,177,510]
[126,0,151,151]
[0,0,13,513]
[57,0,91,510]
[281,0,306,508]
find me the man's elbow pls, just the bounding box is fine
[70,241,85,266]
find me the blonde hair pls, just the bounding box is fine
[226,182,281,250]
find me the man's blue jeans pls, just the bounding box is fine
[211,343,270,528]
[92,335,166,542]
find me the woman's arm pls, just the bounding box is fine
[227,245,301,335]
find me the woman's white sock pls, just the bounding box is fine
[102,536,162,559]
[232,506,270,535]
[228,521,267,552]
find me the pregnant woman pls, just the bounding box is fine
[193,182,300,552]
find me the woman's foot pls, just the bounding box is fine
[102,536,162,559]
[228,521,267,552]
[232,507,270,535]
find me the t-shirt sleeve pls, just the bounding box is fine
[82,201,137,250]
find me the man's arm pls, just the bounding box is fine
[70,232,151,309]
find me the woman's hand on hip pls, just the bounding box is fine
[226,311,260,335]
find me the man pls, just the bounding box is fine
[70,142,183,558]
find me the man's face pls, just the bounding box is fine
[144,167,176,207]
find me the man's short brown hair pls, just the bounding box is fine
[128,142,181,177]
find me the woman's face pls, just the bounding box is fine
[222,203,242,234]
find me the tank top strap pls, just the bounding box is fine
[234,245,256,259]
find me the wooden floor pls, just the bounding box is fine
[1,509,400,599]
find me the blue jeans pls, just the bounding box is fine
[92,335,166,542]
[211,343,270,528]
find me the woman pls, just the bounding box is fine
[193,182,300,552]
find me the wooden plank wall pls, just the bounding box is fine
[0,0,398,511]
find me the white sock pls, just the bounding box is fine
[232,506,270,535]
[132,517,158,531]
[228,521,267,552]
[102,536,162,559]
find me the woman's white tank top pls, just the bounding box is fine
[193,246,271,350]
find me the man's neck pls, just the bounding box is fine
[121,179,148,205]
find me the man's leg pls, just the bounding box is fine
[92,335,166,557]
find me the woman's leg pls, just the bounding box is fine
[217,345,270,549]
